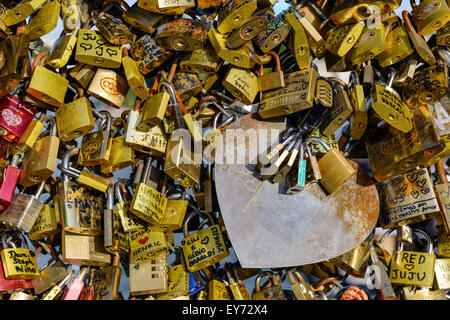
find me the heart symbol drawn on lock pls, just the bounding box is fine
[404,264,415,271]
[420,188,430,195]
[138,236,149,245]
[200,236,209,245]
[2,109,22,127]
[411,191,420,199]
[406,172,419,184]
[416,179,427,188]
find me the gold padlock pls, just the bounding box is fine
[86,68,128,109]
[179,45,221,74]
[101,135,135,174]
[216,0,257,34]
[22,0,60,40]
[222,67,258,105]
[155,19,207,52]
[411,0,450,36]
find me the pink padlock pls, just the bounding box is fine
[62,267,89,300]
[0,154,21,214]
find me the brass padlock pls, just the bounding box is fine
[226,12,270,50]
[179,45,221,74]
[253,272,285,300]
[129,251,168,296]
[19,116,59,187]
[389,228,436,287]
[2,0,47,27]
[172,72,202,101]
[216,0,257,34]
[257,51,285,92]
[377,24,414,68]
[129,228,169,264]
[86,68,128,109]
[75,29,122,68]
[46,32,78,70]
[155,19,207,52]
[130,34,172,75]
[122,48,149,101]
[258,67,318,119]
[22,0,60,40]
[104,185,129,255]
[61,230,111,266]
[0,231,39,280]
[78,110,113,166]
[287,269,317,300]
[225,266,252,300]
[122,4,167,34]
[284,11,311,70]
[29,202,60,241]
[69,63,96,89]
[55,88,95,142]
[208,279,231,300]
[330,0,401,25]
[347,23,386,65]
[92,9,136,46]
[101,135,135,174]
[222,67,259,105]
[137,0,193,15]
[411,0,450,36]
[115,178,147,233]
[253,9,290,53]
[325,23,364,57]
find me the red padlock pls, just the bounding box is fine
[0,154,21,214]
[0,89,37,143]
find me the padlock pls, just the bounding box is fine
[92,8,136,46]
[225,12,270,50]
[389,228,436,287]
[437,21,450,46]
[62,267,89,300]
[402,63,449,108]
[292,7,327,60]
[181,208,229,272]
[0,230,39,280]
[208,28,256,69]
[58,148,104,235]
[377,24,414,68]
[411,0,450,36]
[179,45,221,74]
[304,137,355,194]
[347,23,386,65]
[287,269,316,300]
[122,4,166,34]
[89,254,122,300]
[162,192,188,231]
[257,51,285,92]
[0,33,30,99]
[46,31,78,69]
[225,265,252,300]
[253,271,285,300]
[75,29,122,68]
[78,110,113,166]
[19,116,59,187]
[216,0,257,34]
[86,68,128,109]
[28,200,60,241]
[172,72,202,101]
[0,154,21,215]
[331,232,374,278]
[22,0,60,40]
[0,88,37,144]
[164,133,201,188]
[55,88,95,142]
[104,184,129,255]
[428,97,450,139]
[1,0,47,26]
[222,67,258,106]
[61,230,111,266]
[318,78,354,137]
[129,227,169,264]
[136,81,172,132]
[26,53,69,108]
[123,102,168,156]
[130,34,172,75]
[115,178,147,233]
[371,68,413,133]
[156,246,190,299]
[41,269,77,300]
[258,67,318,119]
[155,19,207,52]
[433,258,450,289]
[208,279,231,300]
[349,71,367,140]
[9,112,45,154]
[137,0,192,15]
[122,48,149,101]
[129,251,168,296]
[329,0,401,25]
[284,11,311,71]
[100,134,135,175]
[32,246,67,295]
[69,63,96,89]
[129,157,168,225]
[377,167,440,228]
[254,9,290,53]
[325,23,364,57]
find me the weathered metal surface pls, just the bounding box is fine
[215,114,379,268]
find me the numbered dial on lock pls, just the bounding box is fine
[214,114,379,267]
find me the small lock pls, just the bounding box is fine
[304,137,355,194]
[253,9,290,53]
[104,184,129,255]
[155,19,207,52]
[181,207,229,272]
[92,8,136,46]
[287,269,316,300]
[115,178,147,233]
[216,0,257,34]
[222,67,258,106]
[22,0,60,40]
[122,48,149,101]
[225,265,252,300]
[19,116,59,187]
[130,34,172,75]
[86,68,128,109]
[0,230,39,280]
[10,112,45,154]
[253,271,285,300]
[129,228,169,264]
[1,0,47,27]
[257,51,285,92]
[226,12,270,50]
[377,24,414,68]
[179,44,221,74]
[78,110,113,167]
[137,81,173,132]
[284,11,310,71]
[122,4,167,34]
[129,251,168,296]
[389,228,436,287]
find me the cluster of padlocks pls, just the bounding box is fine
[0,0,449,301]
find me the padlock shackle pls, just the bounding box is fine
[258,51,282,76]
[158,81,177,104]
[2,230,28,250]
[402,10,417,33]
[386,68,396,88]
[254,271,275,292]
[61,147,80,182]
[31,51,50,74]
[99,110,112,132]
[412,228,433,253]
[106,183,115,210]
[166,58,178,83]
[182,204,215,237]
[115,178,130,203]
[140,157,153,184]
[213,108,238,129]
[43,115,57,137]
[304,137,331,152]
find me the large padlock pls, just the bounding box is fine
[1,0,47,26]
[19,116,59,187]
[0,230,39,280]
[181,208,229,272]
[75,29,122,68]
[411,0,450,36]
[155,19,207,52]
[389,228,436,287]
[130,34,172,75]
[129,251,168,296]
[0,181,45,233]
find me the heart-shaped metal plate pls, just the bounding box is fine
[215,114,379,268]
